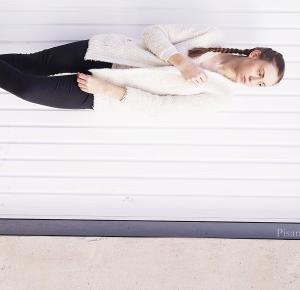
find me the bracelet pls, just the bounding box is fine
[120,87,127,101]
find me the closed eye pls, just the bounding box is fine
[259,68,265,86]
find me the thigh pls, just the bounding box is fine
[0,40,112,76]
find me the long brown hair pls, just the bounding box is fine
[188,46,285,85]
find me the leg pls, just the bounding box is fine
[0,59,94,109]
[0,40,112,76]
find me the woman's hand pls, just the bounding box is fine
[77,72,108,94]
[176,60,208,84]
[77,72,127,101]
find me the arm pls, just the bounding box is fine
[107,84,230,117]
[79,73,231,116]
[141,24,215,63]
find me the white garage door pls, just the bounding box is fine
[0,0,299,222]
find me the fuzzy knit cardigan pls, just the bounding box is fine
[84,24,238,117]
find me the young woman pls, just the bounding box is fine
[0,24,285,114]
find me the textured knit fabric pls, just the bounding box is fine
[85,24,236,117]
[84,24,223,67]
[111,63,137,69]
[91,51,236,117]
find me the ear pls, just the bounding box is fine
[248,49,262,59]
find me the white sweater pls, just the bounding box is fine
[84,24,236,116]
[85,24,224,67]
[91,53,235,117]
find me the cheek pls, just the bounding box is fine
[239,61,249,72]
[237,64,246,76]
[243,63,256,75]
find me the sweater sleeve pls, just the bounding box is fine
[141,24,217,62]
[119,85,231,117]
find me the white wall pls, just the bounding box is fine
[0,0,299,222]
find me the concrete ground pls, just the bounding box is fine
[0,236,300,290]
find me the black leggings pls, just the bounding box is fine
[0,40,113,109]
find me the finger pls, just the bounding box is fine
[198,74,204,81]
[79,86,89,92]
[77,78,86,85]
[194,74,203,83]
[193,76,202,84]
[77,77,87,83]
[191,77,201,84]
[200,73,207,82]
[78,83,88,90]
[77,72,90,80]
[197,76,204,83]
[78,82,85,87]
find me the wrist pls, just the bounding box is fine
[103,82,126,101]
[101,81,111,94]
[167,53,191,69]
[176,58,194,71]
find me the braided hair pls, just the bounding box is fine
[187,46,285,85]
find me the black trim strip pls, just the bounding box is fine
[1,219,300,239]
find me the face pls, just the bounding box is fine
[236,50,279,87]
